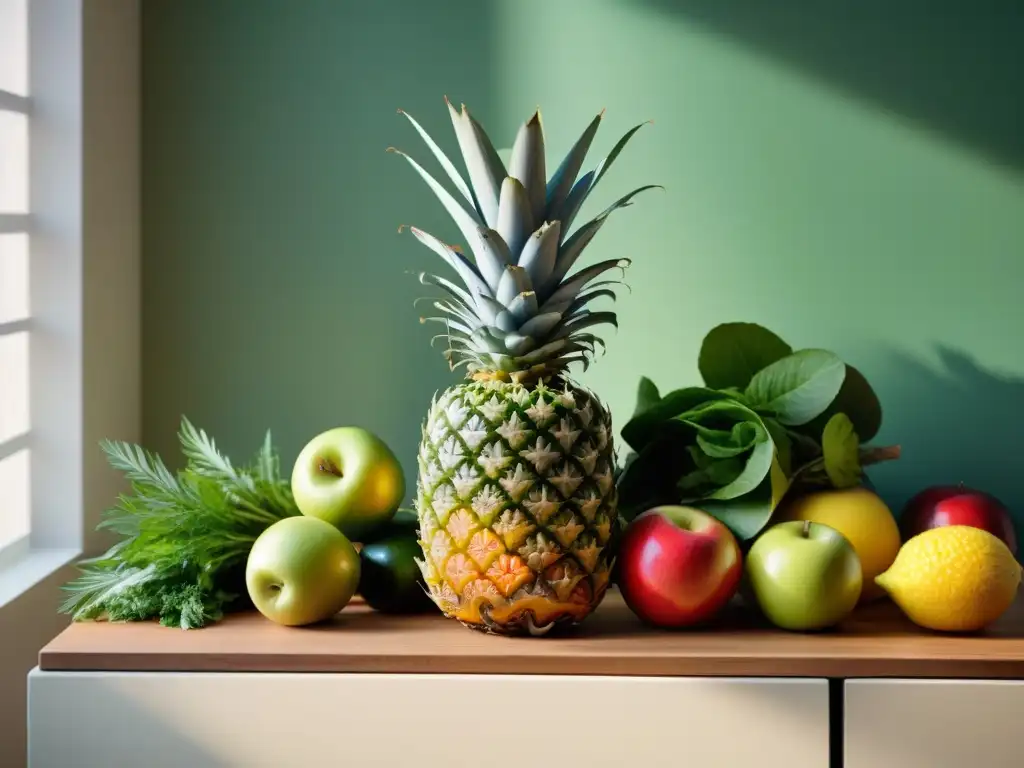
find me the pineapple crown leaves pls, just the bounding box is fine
[388,97,661,381]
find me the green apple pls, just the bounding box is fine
[745,520,862,631]
[245,516,361,626]
[291,426,405,540]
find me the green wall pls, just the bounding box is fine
[142,0,1024,524]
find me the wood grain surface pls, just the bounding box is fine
[38,590,1024,679]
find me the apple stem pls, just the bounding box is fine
[802,520,811,538]
[317,457,343,478]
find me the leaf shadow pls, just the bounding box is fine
[870,344,1024,526]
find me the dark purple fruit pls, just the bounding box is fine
[358,534,434,614]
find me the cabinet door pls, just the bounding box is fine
[29,669,829,767]
[846,679,1024,768]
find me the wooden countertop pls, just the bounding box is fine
[38,589,1024,679]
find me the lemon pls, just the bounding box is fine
[875,525,1022,632]
[776,486,901,602]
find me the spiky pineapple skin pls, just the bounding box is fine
[414,378,618,636]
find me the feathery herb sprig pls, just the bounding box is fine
[59,418,299,629]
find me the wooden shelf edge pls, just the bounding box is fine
[37,590,1024,680]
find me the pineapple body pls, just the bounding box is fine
[393,99,655,635]
[415,377,618,636]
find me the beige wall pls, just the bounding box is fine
[0,2,140,764]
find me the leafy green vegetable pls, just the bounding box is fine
[822,413,861,488]
[698,457,790,541]
[704,435,774,501]
[676,400,773,500]
[691,421,758,459]
[745,349,846,426]
[802,363,882,443]
[59,418,300,629]
[617,384,782,537]
[698,322,793,390]
[616,322,900,541]
[762,417,793,475]
[621,384,736,451]
[633,375,662,416]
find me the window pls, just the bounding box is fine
[0,2,139,607]
[0,0,32,566]
[0,0,93,598]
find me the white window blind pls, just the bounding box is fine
[0,0,31,558]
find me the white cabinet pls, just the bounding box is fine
[28,669,830,768]
[845,679,1024,768]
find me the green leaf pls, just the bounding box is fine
[785,427,823,466]
[556,170,594,238]
[698,322,793,390]
[517,221,561,290]
[617,380,789,533]
[822,413,862,489]
[802,363,883,443]
[677,397,766,429]
[496,177,534,259]
[745,349,846,426]
[621,386,736,451]
[615,425,697,521]
[676,405,760,459]
[706,458,744,485]
[389,149,491,267]
[508,110,547,225]
[398,108,475,209]
[762,417,793,476]
[677,453,744,494]
[559,121,653,236]
[446,99,506,228]
[592,122,651,192]
[674,400,774,501]
[718,386,752,405]
[474,228,514,293]
[633,376,662,417]
[677,468,708,492]
[697,457,790,540]
[544,184,661,297]
[694,421,759,459]
[704,433,774,501]
[537,257,629,313]
[545,111,602,222]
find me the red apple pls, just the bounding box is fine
[900,483,1017,556]
[617,505,742,629]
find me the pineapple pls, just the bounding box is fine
[391,99,656,636]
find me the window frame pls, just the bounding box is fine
[0,0,140,608]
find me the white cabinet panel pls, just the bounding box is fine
[846,679,1024,768]
[29,669,829,768]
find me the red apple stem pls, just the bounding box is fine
[317,457,343,478]
[802,519,811,538]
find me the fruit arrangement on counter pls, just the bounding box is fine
[59,98,1022,639]
[58,420,431,629]
[610,321,1020,634]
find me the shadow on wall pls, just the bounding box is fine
[874,345,1024,523]
[641,0,1024,171]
